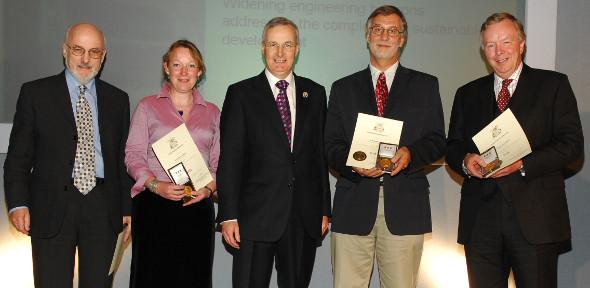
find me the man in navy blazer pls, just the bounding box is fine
[217,17,330,288]
[4,23,131,288]
[446,13,583,287]
[325,5,445,287]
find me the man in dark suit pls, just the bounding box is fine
[446,12,583,288]
[4,23,132,288]
[325,5,445,287]
[217,17,330,288]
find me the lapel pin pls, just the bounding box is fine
[302,91,309,98]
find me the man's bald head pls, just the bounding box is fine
[62,23,106,84]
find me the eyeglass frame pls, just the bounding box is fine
[64,44,105,59]
[369,25,405,38]
[263,41,298,51]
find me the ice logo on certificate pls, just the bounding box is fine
[168,162,196,203]
[376,143,398,172]
[168,137,179,149]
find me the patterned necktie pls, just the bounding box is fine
[275,80,292,145]
[73,85,96,194]
[497,79,513,112]
[375,72,388,117]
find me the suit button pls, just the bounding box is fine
[292,159,296,164]
[64,186,68,191]
[73,135,78,142]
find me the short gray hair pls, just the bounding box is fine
[261,17,300,44]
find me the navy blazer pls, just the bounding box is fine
[446,64,584,244]
[325,65,446,235]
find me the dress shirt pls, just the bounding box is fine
[265,69,296,150]
[125,82,221,197]
[369,61,399,92]
[493,62,523,99]
[368,62,399,182]
[65,69,104,177]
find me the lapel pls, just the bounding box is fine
[95,79,107,143]
[292,74,309,154]
[506,64,532,119]
[55,71,77,131]
[358,67,378,116]
[253,71,292,153]
[480,73,497,125]
[383,65,410,117]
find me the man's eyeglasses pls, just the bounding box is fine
[370,26,404,38]
[264,41,297,51]
[65,44,105,59]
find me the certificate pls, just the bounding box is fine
[346,113,404,169]
[152,123,213,192]
[472,109,532,177]
[108,229,126,275]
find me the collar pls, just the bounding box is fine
[65,69,96,92]
[265,69,295,89]
[369,62,399,89]
[156,82,207,107]
[493,62,523,86]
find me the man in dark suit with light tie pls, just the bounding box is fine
[446,13,583,288]
[325,5,446,287]
[217,17,331,288]
[4,23,132,288]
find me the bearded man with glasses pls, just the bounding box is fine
[4,23,132,288]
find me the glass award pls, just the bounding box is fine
[168,162,196,203]
[376,142,398,172]
[480,146,502,177]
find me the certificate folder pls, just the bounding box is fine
[346,113,403,170]
[152,124,213,191]
[472,109,531,177]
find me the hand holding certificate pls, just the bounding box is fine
[152,124,213,202]
[472,109,532,177]
[346,113,404,171]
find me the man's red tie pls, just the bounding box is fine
[497,79,513,112]
[375,72,388,117]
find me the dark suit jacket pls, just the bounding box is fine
[217,71,331,242]
[4,71,132,238]
[446,64,584,245]
[325,65,446,235]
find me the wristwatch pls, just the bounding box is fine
[462,161,471,178]
[519,163,526,177]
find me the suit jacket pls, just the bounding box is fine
[217,71,331,242]
[4,71,132,238]
[446,64,584,245]
[325,65,446,235]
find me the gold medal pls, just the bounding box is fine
[182,186,194,203]
[353,151,367,161]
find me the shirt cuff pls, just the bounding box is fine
[8,206,28,214]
